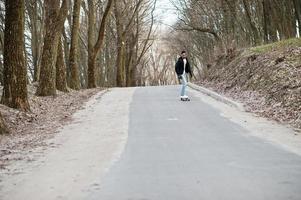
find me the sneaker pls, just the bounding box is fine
[180,96,190,101]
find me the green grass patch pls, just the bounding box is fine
[250,38,301,53]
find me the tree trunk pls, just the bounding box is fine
[36,0,68,96]
[37,28,59,96]
[263,0,269,42]
[63,29,71,81]
[116,37,125,87]
[104,18,116,87]
[114,0,146,87]
[125,34,136,87]
[283,1,296,39]
[293,0,301,35]
[87,0,97,88]
[224,0,239,42]
[69,0,81,90]
[1,0,30,111]
[56,35,69,92]
[26,0,42,82]
[87,53,97,88]
[114,0,125,87]
[0,113,9,134]
[87,0,113,88]
[242,0,261,45]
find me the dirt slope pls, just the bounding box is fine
[0,85,104,170]
[196,38,301,129]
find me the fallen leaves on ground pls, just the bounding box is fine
[0,85,104,170]
[196,46,301,130]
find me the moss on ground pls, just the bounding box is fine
[202,37,301,129]
[250,38,301,53]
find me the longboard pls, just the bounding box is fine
[180,97,190,101]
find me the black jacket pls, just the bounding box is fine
[175,57,192,77]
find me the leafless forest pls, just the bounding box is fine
[168,0,301,78]
[0,0,169,133]
[0,0,300,133]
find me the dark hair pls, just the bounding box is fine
[181,50,186,54]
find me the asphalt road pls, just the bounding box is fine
[88,86,301,200]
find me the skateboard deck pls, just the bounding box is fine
[180,97,190,101]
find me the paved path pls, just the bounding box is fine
[89,86,301,200]
[1,86,301,200]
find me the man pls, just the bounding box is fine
[175,51,192,100]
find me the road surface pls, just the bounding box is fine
[1,86,301,200]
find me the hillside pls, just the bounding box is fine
[0,85,103,169]
[196,38,301,130]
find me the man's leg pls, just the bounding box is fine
[180,75,187,97]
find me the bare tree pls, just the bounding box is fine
[114,0,144,87]
[69,0,82,90]
[87,0,113,88]
[1,0,30,111]
[0,112,9,134]
[25,0,44,82]
[56,34,69,92]
[36,0,69,96]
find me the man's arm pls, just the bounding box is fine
[175,61,181,75]
[186,61,193,78]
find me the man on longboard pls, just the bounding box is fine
[175,51,192,101]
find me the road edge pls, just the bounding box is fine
[188,82,245,111]
[0,88,136,200]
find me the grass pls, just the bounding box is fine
[250,37,301,53]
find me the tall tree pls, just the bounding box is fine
[293,0,301,34]
[56,34,69,92]
[1,0,30,111]
[87,0,113,88]
[114,0,144,87]
[170,0,300,70]
[0,112,9,134]
[114,0,125,87]
[25,0,44,82]
[127,0,157,87]
[36,0,68,96]
[69,0,82,90]
[242,0,261,45]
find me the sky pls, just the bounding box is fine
[154,0,178,27]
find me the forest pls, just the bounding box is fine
[1,1,301,198]
[0,0,301,134]
[167,0,301,128]
[0,0,164,134]
[169,0,301,76]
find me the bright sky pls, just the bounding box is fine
[154,0,178,27]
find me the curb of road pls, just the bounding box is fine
[188,82,245,111]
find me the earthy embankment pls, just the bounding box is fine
[196,38,301,130]
[0,85,104,170]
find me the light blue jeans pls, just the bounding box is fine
[180,74,187,96]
